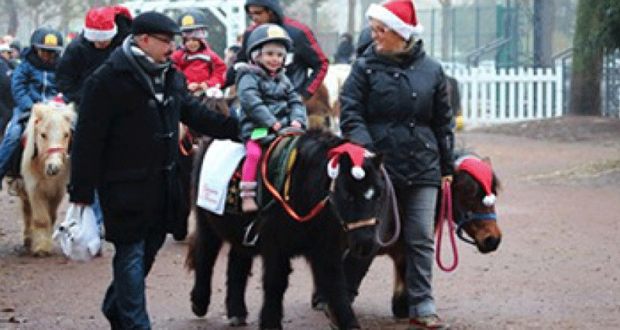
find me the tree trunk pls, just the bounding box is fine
[440,1,451,61]
[569,0,604,116]
[533,0,555,67]
[347,0,356,35]
[5,0,19,36]
[310,0,318,33]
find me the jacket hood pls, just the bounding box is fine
[245,0,284,24]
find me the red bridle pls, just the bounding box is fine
[46,147,67,155]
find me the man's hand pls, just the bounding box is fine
[272,122,282,132]
[441,175,453,185]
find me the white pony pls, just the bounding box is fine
[10,101,75,256]
[322,64,352,134]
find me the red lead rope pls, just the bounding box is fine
[435,179,459,272]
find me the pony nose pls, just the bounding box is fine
[482,236,501,253]
[47,164,60,176]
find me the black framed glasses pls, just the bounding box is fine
[148,34,177,45]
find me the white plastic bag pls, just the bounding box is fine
[53,204,101,261]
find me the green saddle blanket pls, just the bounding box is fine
[224,135,301,214]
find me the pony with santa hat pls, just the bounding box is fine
[185,129,389,329]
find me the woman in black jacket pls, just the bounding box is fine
[339,1,454,329]
[333,33,354,64]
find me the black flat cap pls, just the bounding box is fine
[131,11,181,36]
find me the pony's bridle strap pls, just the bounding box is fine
[343,217,377,231]
[455,212,497,245]
[47,147,67,155]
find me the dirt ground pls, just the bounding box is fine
[1,116,619,330]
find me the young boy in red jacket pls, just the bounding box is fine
[172,9,226,95]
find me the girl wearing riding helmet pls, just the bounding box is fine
[171,9,226,95]
[236,23,307,212]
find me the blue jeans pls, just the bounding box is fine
[396,185,439,318]
[0,109,24,179]
[92,191,103,233]
[102,230,166,330]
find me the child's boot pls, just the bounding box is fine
[240,181,259,213]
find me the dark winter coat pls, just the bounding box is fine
[0,58,15,129]
[11,48,59,114]
[68,43,240,244]
[333,38,354,64]
[226,0,329,100]
[56,15,131,107]
[339,41,454,189]
[236,64,306,141]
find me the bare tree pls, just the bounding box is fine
[4,0,19,35]
[347,0,356,34]
[438,0,452,61]
[569,0,620,115]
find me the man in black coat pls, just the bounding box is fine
[68,12,240,329]
[57,5,133,237]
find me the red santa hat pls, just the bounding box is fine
[113,5,132,20]
[83,7,117,42]
[455,156,497,207]
[366,0,423,40]
[327,143,371,180]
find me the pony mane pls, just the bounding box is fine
[287,130,348,213]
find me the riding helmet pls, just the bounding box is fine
[177,9,208,32]
[30,26,63,52]
[245,23,292,59]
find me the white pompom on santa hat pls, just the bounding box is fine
[326,143,371,180]
[366,0,424,40]
[83,7,117,42]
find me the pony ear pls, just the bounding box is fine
[62,108,76,124]
[371,151,385,170]
[66,102,76,113]
[326,159,339,179]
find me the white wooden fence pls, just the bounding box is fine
[452,65,564,126]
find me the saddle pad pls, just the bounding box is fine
[196,139,246,215]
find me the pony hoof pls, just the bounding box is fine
[313,301,328,311]
[191,301,208,317]
[229,316,247,326]
[311,293,328,311]
[23,238,32,249]
[13,245,30,256]
[391,295,408,319]
[32,250,52,257]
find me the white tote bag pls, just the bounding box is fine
[53,204,101,261]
